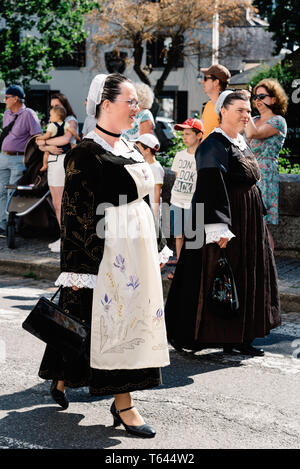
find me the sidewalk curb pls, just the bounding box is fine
[0,258,59,281]
[278,292,300,313]
[0,258,299,313]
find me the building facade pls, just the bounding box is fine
[27,13,276,130]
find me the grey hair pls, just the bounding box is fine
[135,83,154,109]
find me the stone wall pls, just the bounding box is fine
[162,169,300,258]
[269,174,300,258]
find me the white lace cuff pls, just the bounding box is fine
[55,272,97,289]
[205,223,235,245]
[159,245,173,264]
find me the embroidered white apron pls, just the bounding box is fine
[90,162,170,370]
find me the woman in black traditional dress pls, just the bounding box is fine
[165,91,281,356]
[38,73,171,438]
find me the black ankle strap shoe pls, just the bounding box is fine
[110,401,156,438]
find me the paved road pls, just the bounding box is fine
[0,275,299,450]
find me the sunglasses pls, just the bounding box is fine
[252,93,271,100]
[203,75,217,82]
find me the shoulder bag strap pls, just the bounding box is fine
[0,114,19,151]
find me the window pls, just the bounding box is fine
[53,40,86,68]
[156,90,188,123]
[105,50,128,74]
[146,35,184,69]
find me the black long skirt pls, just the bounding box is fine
[165,183,281,350]
[38,287,161,395]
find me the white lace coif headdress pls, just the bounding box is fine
[215,90,234,115]
[86,74,108,117]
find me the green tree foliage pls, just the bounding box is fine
[248,59,300,167]
[253,0,300,53]
[248,60,295,97]
[0,0,99,88]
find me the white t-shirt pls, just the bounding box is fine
[170,149,197,209]
[65,115,78,145]
[82,115,97,136]
[148,160,164,206]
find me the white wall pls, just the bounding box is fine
[33,41,209,124]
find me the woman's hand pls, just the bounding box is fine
[216,237,229,249]
[46,130,73,147]
[38,144,63,155]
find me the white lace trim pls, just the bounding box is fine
[214,127,248,151]
[85,131,144,162]
[55,247,172,287]
[158,245,173,264]
[205,223,235,245]
[55,272,97,289]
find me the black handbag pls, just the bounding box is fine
[22,286,90,358]
[209,249,239,319]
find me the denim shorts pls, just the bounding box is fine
[170,203,191,237]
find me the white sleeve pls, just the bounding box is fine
[205,223,235,245]
[55,272,97,289]
[171,154,179,173]
[151,165,164,185]
[158,245,173,264]
[64,122,70,133]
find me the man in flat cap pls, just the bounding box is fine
[0,85,42,236]
[201,64,231,140]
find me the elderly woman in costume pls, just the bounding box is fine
[38,73,172,438]
[165,91,281,356]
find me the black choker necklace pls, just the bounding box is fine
[96,124,121,138]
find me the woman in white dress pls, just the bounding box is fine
[37,94,78,252]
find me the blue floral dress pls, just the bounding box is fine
[122,109,155,140]
[248,115,287,224]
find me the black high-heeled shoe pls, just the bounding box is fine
[110,401,156,438]
[50,380,69,410]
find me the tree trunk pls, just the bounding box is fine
[153,34,183,98]
[133,33,152,87]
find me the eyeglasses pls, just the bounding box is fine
[252,93,271,101]
[115,99,139,109]
[5,95,15,100]
[203,75,217,82]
